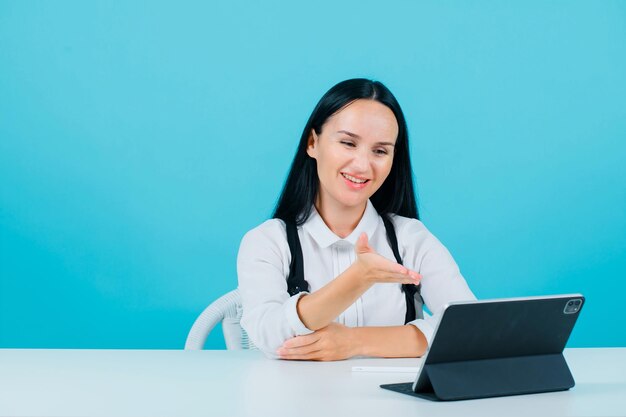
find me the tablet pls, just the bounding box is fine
[380,294,585,401]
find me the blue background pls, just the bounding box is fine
[1,1,625,349]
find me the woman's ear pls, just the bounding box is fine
[306,129,318,159]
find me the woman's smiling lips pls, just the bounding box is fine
[341,172,370,190]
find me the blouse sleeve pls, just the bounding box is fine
[237,220,314,358]
[394,217,476,346]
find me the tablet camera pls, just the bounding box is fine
[564,298,582,314]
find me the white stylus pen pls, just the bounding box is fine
[351,366,419,373]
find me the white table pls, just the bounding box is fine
[0,348,624,417]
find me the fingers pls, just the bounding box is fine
[384,270,421,285]
[277,324,352,361]
[355,233,372,254]
[376,257,422,284]
[355,246,421,285]
[277,343,321,359]
[394,264,409,274]
[407,270,421,282]
[278,349,324,361]
[277,335,322,360]
[281,333,320,349]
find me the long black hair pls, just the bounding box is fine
[273,78,419,225]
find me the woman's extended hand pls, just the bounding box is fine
[289,233,421,333]
[353,232,421,286]
[276,323,357,361]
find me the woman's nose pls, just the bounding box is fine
[351,149,372,172]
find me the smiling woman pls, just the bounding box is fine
[237,79,476,361]
[307,100,398,227]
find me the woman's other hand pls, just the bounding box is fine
[276,323,356,361]
[353,232,421,286]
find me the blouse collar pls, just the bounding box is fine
[302,200,380,248]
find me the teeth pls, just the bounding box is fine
[342,173,368,184]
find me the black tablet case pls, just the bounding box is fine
[381,295,584,401]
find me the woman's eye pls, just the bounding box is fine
[340,141,356,147]
[374,149,388,155]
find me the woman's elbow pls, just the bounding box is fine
[242,319,289,359]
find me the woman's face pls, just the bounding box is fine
[307,99,399,212]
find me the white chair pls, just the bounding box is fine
[185,289,257,350]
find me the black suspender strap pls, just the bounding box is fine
[284,216,423,324]
[285,220,308,296]
[381,215,423,324]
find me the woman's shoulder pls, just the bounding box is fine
[387,213,429,235]
[237,219,292,283]
[386,213,441,251]
[241,218,287,245]
[238,218,291,267]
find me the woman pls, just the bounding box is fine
[237,78,475,360]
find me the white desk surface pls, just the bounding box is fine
[0,347,624,417]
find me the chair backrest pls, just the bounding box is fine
[184,289,257,350]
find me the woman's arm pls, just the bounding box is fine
[238,221,310,356]
[239,220,425,358]
[295,233,421,330]
[352,324,428,358]
[238,222,418,357]
[277,323,427,360]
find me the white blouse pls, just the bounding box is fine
[237,200,476,358]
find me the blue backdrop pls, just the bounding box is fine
[1,1,625,349]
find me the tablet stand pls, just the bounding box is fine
[381,352,575,401]
[425,352,574,400]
